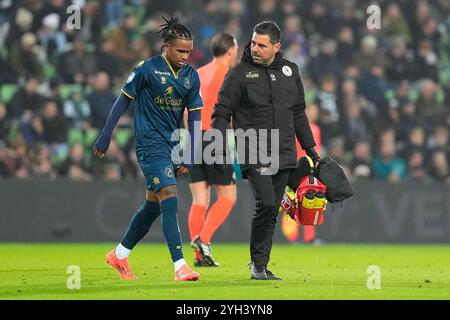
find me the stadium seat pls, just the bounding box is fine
[61,84,83,100]
[384,89,395,101]
[408,88,419,102]
[43,63,56,80]
[68,128,84,146]
[305,89,316,104]
[439,68,450,86]
[114,128,133,147]
[68,128,100,148]
[86,128,100,146]
[51,144,70,166]
[0,84,19,104]
[436,88,445,104]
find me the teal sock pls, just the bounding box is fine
[120,201,160,250]
[160,197,183,262]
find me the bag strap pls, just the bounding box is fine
[305,155,315,184]
[305,155,314,173]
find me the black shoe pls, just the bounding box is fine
[194,258,207,267]
[194,258,219,267]
[249,262,267,280]
[191,236,220,267]
[265,269,282,280]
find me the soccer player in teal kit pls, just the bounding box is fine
[93,17,202,281]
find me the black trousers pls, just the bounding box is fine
[246,168,290,268]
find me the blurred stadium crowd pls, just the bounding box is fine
[0,0,449,184]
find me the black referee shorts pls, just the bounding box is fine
[189,131,236,186]
[190,162,235,185]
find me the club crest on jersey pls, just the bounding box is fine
[165,167,174,178]
[153,177,160,185]
[184,77,192,89]
[282,66,292,77]
[161,76,166,84]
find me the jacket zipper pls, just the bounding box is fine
[264,68,275,129]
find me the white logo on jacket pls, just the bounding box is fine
[282,66,292,77]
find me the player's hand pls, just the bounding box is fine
[176,165,190,176]
[93,146,106,159]
[93,135,110,158]
[305,147,320,166]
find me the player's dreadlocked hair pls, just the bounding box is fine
[157,16,192,46]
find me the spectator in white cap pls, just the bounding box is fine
[38,13,68,60]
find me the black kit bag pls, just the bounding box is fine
[315,157,353,203]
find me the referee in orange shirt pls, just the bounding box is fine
[188,33,239,267]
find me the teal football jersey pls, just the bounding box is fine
[122,55,203,156]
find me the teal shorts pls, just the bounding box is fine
[137,152,177,192]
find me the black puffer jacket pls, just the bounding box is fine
[212,42,316,173]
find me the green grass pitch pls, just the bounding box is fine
[0,243,449,300]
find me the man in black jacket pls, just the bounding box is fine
[212,21,319,280]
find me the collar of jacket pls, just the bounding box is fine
[241,41,284,69]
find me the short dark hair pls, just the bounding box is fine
[253,21,281,44]
[211,33,236,57]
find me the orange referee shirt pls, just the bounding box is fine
[197,60,230,131]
